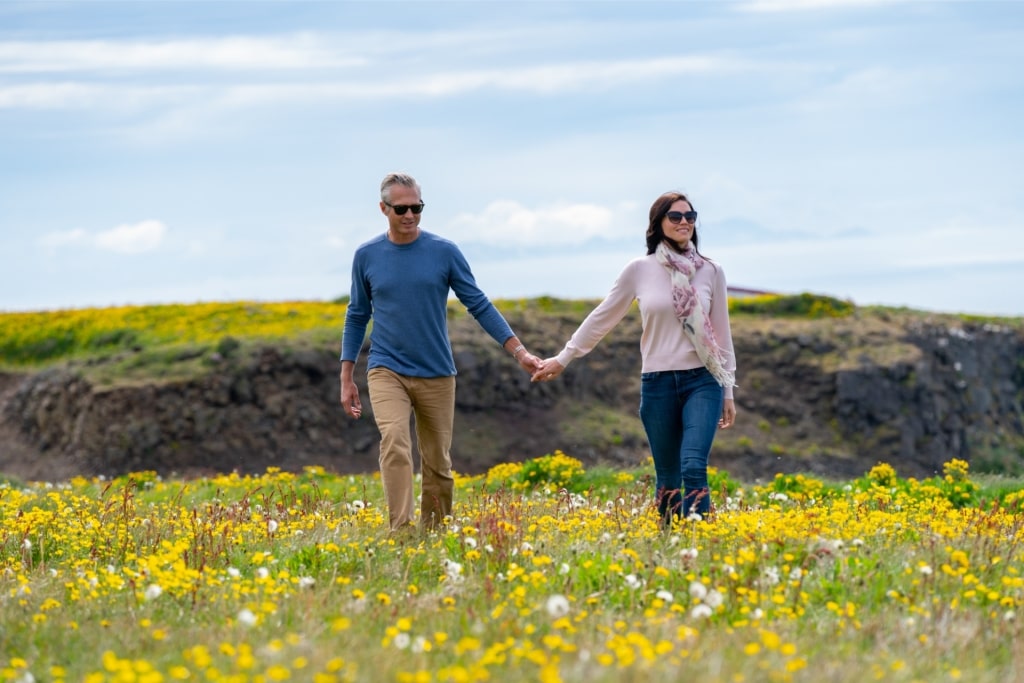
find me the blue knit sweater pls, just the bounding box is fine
[340,231,514,377]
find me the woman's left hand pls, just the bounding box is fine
[719,399,736,429]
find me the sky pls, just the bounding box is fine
[1,0,1023,317]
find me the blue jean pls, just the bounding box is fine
[639,367,724,521]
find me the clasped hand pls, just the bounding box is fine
[530,358,565,383]
[516,351,542,375]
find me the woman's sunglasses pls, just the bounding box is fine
[666,210,698,225]
[385,201,426,215]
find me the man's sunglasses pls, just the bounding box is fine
[385,201,425,215]
[666,210,698,225]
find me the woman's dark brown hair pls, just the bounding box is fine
[645,191,703,257]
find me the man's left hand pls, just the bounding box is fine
[517,352,542,374]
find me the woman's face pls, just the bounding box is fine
[661,199,696,249]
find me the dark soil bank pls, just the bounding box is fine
[2,309,1022,483]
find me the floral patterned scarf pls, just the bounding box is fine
[655,240,736,389]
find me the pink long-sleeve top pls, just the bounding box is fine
[555,253,736,400]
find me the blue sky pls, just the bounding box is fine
[2,0,1022,316]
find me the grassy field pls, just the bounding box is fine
[0,294,865,371]
[1,453,1022,682]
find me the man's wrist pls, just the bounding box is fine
[510,344,526,360]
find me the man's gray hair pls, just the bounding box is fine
[380,172,421,203]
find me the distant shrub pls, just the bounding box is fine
[485,451,586,492]
[518,450,585,491]
[729,292,855,318]
[485,461,525,490]
[867,462,898,488]
[216,335,241,357]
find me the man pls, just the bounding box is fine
[340,172,540,532]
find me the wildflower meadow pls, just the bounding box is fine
[1,453,1022,683]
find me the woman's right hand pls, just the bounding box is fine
[531,358,565,383]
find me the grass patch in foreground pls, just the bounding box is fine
[1,455,1022,682]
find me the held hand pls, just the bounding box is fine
[531,358,565,383]
[517,352,543,375]
[340,379,363,419]
[718,398,736,429]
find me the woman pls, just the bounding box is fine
[532,191,736,523]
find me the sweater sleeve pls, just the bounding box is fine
[340,250,371,362]
[447,243,515,346]
[555,261,637,368]
[709,264,736,400]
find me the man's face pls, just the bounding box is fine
[381,184,423,244]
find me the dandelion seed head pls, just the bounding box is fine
[237,609,257,626]
[691,604,713,619]
[546,594,570,618]
[144,584,163,601]
[689,581,708,600]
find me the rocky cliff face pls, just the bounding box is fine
[1,308,1021,483]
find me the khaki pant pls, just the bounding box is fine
[367,367,456,531]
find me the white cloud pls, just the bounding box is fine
[0,34,363,72]
[0,53,756,112]
[448,200,617,247]
[39,220,167,254]
[421,56,741,96]
[95,220,167,253]
[0,82,205,110]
